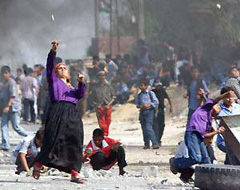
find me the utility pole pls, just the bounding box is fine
[94,0,99,56]
[116,0,120,53]
[137,0,145,40]
[109,0,113,56]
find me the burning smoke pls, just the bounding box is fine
[0,0,94,71]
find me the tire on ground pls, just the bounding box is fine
[195,164,240,190]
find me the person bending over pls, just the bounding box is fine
[12,129,44,175]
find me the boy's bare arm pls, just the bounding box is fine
[111,142,122,152]
[19,153,30,172]
[204,126,225,138]
[213,90,234,104]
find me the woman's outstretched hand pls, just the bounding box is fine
[51,40,59,53]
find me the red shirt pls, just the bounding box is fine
[86,137,120,158]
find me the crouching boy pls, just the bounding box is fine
[12,129,44,175]
[83,128,127,175]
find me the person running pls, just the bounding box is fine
[0,65,28,151]
[33,41,86,184]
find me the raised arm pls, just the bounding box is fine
[46,41,59,81]
[73,73,87,99]
[74,82,87,99]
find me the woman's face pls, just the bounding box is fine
[56,64,69,78]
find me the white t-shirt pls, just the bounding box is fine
[174,140,189,158]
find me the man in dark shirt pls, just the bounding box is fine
[151,80,172,146]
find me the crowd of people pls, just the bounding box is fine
[1,39,240,184]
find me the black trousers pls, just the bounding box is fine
[153,108,165,144]
[90,146,127,170]
[23,98,36,123]
[178,167,194,181]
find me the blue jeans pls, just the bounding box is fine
[1,111,28,149]
[174,131,211,169]
[139,109,158,146]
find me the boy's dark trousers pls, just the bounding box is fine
[153,108,165,144]
[23,98,36,123]
[178,167,194,183]
[15,154,35,174]
[90,146,127,170]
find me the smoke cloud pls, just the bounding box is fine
[0,0,94,70]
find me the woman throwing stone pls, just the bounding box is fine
[33,41,86,183]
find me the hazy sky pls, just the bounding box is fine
[0,0,95,69]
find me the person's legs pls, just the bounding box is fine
[90,152,106,170]
[105,105,112,136]
[153,112,159,143]
[103,146,127,175]
[154,109,165,145]
[23,98,30,122]
[96,105,108,136]
[29,99,36,123]
[10,111,28,137]
[206,144,216,163]
[1,113,10,150]
[139,112,149,147]
[144,110,158,146]
[116,146,127,174]
[199,140,211,164]
[179,167,195,183]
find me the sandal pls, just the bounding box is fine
[70,177,86,184]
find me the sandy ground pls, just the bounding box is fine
[0,85,225,189]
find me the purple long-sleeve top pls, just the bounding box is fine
[47,50,86,104]
[186,99,215,138]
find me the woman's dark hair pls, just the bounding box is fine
[93,128,104,137]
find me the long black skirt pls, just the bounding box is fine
[35,101,83,173]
